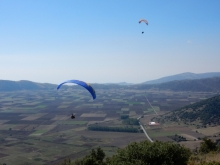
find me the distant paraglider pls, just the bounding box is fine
[57,79,96,100]
[139,19,148,34]
[139,19,148,25]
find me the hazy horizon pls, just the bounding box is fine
[1,1,220,84]
[1,71,220,85]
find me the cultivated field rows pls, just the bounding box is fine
[0,89,218,165]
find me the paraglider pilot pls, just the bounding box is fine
[71,114,75,119]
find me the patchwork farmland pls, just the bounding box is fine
[0,89,218,165]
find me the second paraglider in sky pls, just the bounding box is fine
[139,19,148,34]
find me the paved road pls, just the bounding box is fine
[145,96,158,115]
[139,122,153,142]
[138,118,153,143]
[140,94,160,142]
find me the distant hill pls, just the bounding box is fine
[81,77,220,92]
[0,80,125,92]
[142,72,220,84]
[0,80,57,91]
[135,77,220,92]
[154,95,220,127]
[104,82,134,85]
[116,82,134,85]
[1,77,220,92]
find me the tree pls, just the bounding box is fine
[71,147,106,165]
[59,141,192,165]
[121,115,129,120]
[199,138,218,153]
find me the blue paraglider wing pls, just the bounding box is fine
[57,80,96,100]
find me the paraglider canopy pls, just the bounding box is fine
[57,80,96,100]
[139,19,148,25]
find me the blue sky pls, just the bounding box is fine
[1,0,220,84]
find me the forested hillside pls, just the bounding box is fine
[154,95,220,127]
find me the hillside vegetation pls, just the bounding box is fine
[154,95,220,127]
[58,138,220,165]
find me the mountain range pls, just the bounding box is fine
[135,77,220,92]
[1,72,220,92]
[142,72,220,84]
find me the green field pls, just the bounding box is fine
[147,130,179,138]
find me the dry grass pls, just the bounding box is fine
[129,111,136,116]
[37,124,57,130]
[180,133,198,140]
[179,141,201,150]
[24,124,38,130]
[51,115,69,120]
[57,105,70,108]
[104,118,117,122]
[21,113,47,120]
[0,120,9,124]
[196,126,220,136]
[188,153,220,165]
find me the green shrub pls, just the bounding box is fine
[199,138,218,154]
[106,140,191,165]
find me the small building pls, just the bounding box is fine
[148,122,159,126]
